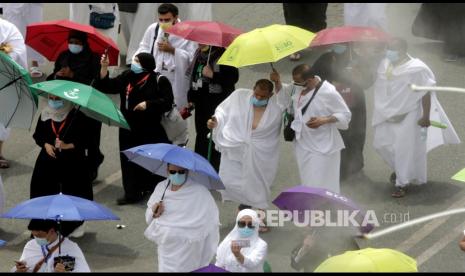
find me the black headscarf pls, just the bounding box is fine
[68,30,89,48]
[136,52,156,72]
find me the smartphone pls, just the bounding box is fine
[232,240,250,248]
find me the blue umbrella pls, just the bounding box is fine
[122,143,225,190]
[0,239,6,247]
[1,193,119,221]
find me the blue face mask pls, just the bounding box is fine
[68,44,83,54]
[169,173,187,186]
[35,237,49,247]
[48,99,64,110]
[386,50,399,63]
[332,44,348,54]
[131,62,144,74]
[250,96,268,107]
[238,227,255,238]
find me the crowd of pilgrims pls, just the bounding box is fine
[1,2,462,273]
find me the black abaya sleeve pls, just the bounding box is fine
[32,116,48,148]
[46,52,67,81]
[145,75,174,115]
[73,53,101,85]
[211,65,239,93]
[95,70,129,95]
[64,111,92,152]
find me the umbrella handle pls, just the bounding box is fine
[207,129,213,162]
[270,62,275,71]
[206,46,212,66]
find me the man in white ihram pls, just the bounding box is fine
[207,79,282,231]
[372,37,460,198]
[144,163,220,272]
[0,18,28,169]
[133,3,197,111]
[272,65,351,194]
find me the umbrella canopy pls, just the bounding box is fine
[192,264,229,272]
[314,248,418,272]
[217,24,315,67]
[1,193,119,221]
[272,185,374,233]
[122,143,225,190]
[29,80,129,130]
[26,19,119,66]
[0,51,37,130]
[310,26,390,47]
[166,21,243,47]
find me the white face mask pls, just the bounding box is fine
[35,236,49,246]
[292,83,305,94]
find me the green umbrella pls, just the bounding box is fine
[0,51,37,130]
[29,80,130,130]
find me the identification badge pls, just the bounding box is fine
[232,240,250,248]
[197,78,203,88]
[192,81,198,90]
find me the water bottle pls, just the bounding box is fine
[420,127,427,141]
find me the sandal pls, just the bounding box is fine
[289,52,301,61]
[29,66,43,78]
[391,187,406,198]
[0,156,10,169]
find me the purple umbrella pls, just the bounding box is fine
[192,264,229,273]
[272,186,374,233]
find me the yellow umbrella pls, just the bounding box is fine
[217,24,315,68]
[314,248,418,272]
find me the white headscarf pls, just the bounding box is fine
[40,99,74,122]
[216,209,266,269]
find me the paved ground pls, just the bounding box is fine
[1,3,465,272]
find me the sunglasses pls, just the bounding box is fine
[168,170,187,175]
[237,221,255,229]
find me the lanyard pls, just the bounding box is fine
[40,245,52,264]
[51,118,67,139]
[126,73,150,99]
[126,74,150,109]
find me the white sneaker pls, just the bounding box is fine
[69,224,85,238]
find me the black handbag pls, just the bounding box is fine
[283,111,296,141]
[89,5,116,30]
[283,82,322,142]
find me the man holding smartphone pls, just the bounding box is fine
[133,3,197,111]
[12,219,90,272]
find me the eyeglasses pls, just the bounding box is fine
[237,221,255,229]
[168,170,186,175]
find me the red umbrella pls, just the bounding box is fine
[310,26,390,47]
[165,21,243,48]
[26,19,119,66]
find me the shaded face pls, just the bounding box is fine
[158,12,176,24]
[292,73,306,86]
[68,38,84,46]
[253,86,272,101]
[48,95,62,101]
[31,229,51,240]
[387,40,405,55]
[237,215,254,228]
[167,164,188,175]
